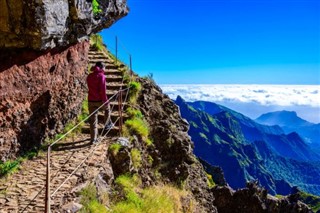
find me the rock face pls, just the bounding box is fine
[132,78,218,212]
[0,42,89,160]
[0,0,128,50]
[0,0,128,160]
[212,182,313,213]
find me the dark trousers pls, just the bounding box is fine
[88,102,111,142]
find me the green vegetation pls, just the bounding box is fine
[110,174,196,213]
[124,108,150,146]
[199,132,208,140]
[48,97,89,145]
[275,194,284,199]
[0,150,38,177]
[92,0,102,15]
[297,191,320,212]
[128,81,142,104]
[79,183,107,213]
[190,121,198,128]
[0,160,20,177]
[206,173,215,189]
[109,143,123,156]
[124,118,149,142]
[90,34,104,51]
[126,107,143,119]
[130,148,142,169]
[147,155,153,165]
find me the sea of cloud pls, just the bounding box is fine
[160,84,320,123]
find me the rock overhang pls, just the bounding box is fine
[0,0,129,50]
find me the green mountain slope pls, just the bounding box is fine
[175,96,320,196]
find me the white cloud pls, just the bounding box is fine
[161,84,320,107]
[160,84,320,123]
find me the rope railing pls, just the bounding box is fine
[50,87,130,198]
[43,35,134,212]
[45,87,131,212]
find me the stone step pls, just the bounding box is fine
[89,58,113,64]
[109,101,129,108]
[105,69,123,75]
[81,125,120,136]
[88,62,117,69]
[105,75,123,82]
[88,51,107,56]
[107,83,127,90]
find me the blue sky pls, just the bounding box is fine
[101,0,320,84]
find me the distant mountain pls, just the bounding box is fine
[186,98,320,162]
[175,96,320,196]
[255,110,313,127]
[255,111,320,150]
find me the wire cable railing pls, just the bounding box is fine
[42,35,134,212]
[50,87,131,198]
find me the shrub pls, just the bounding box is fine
[81,200,107,213]
[80,183,97,206]
[124,118,149,139]
[111,175,197,213]
[0,160,20,177]
[128,81,141,104]
[79,183,108,212]
[206,173,215,189]
[126,107,143,119]
[131,149,142,169]
[0,149,38,177]
[92,0,102,15]
[109,143,122,156]
[90,34,104,51]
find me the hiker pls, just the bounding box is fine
[87,62,112,144]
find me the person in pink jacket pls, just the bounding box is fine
[87,62,112,144]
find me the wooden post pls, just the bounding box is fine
[45,146,51,213]
[129,54,132,77]
[115,36,118,65]
[118,91,123,136]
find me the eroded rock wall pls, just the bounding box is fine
[0,42,89,160]
[0,0,128,160]
[0,0,128,50]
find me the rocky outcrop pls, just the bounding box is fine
[212,182,312,213]
[0,0,128,50]
[0,42,89,160]
[119,78,217,212]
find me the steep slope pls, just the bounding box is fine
[187,99,320,162]
[176,97,320,196]
[256,110,320,150]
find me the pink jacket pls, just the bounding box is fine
[87,66,108,103]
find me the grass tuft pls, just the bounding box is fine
[206,173,215,189]
[111,175,196,213]
[79,183,108,213]
[128,81,141,104]
[131,148,142,169]
[124,118,149,143]
[109,143,123,156]
[92,0,102,15]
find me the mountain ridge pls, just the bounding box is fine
[255,110,320,151]
[175,96,320,196]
